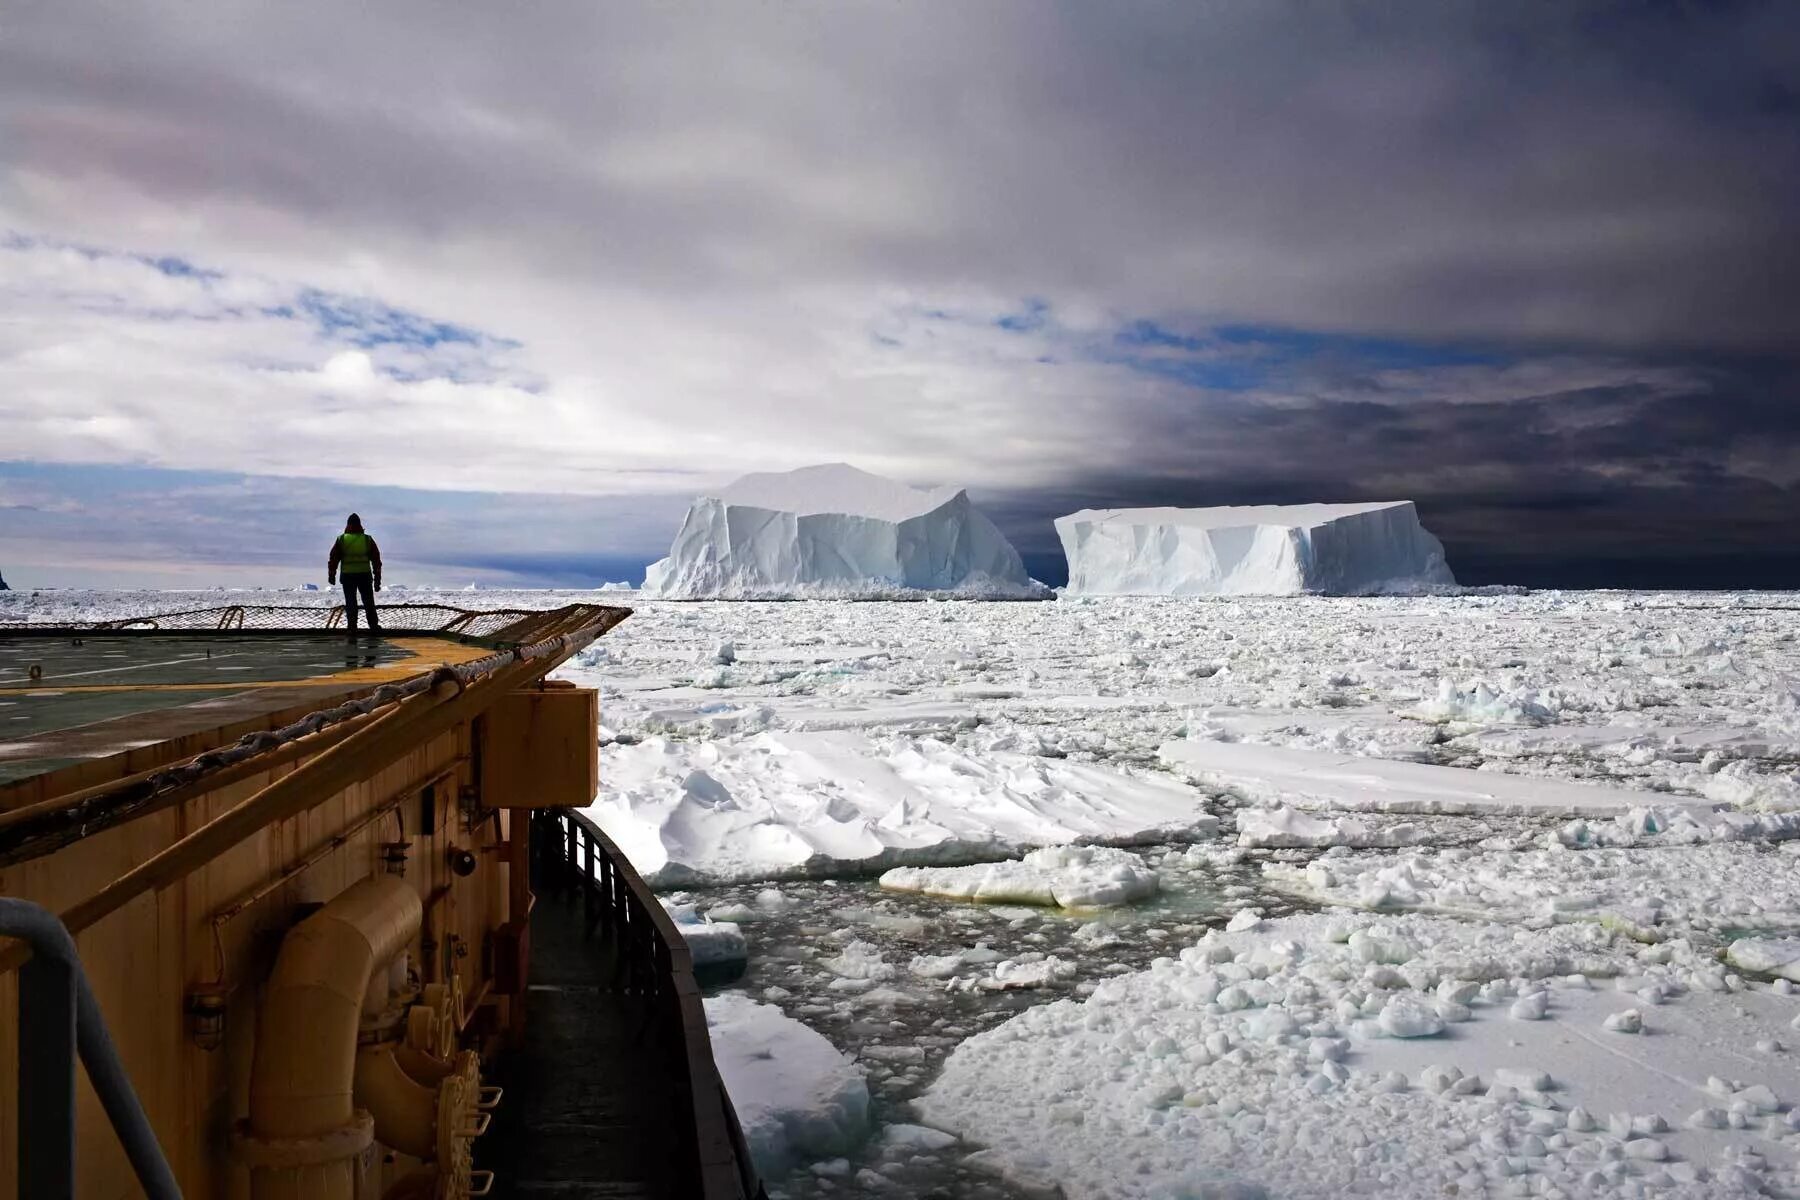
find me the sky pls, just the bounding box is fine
[2,1,1797,590]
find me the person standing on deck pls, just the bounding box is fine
[327,513,383,638]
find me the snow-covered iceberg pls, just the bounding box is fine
[1055,501,1455,595]
[642,464,1046,599]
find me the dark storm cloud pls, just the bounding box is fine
[982,355,1800,588]
[2,1,1798,586]
[6,1,1797,345]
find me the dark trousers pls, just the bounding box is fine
[341,573,380,636]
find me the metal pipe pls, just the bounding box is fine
[248,876,421,1136]
[352,1047,438,1159]
[237,876,421,1200]
[0,898,182,1200]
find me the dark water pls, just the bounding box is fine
[674,846,1321,1199]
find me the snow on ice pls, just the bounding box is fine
[1162,739,1712,820]
[641,463,1046,599]
[919,913,1800,1199]
[1055,502,1455,596]
[586,730,1211,885]
[1265,841,1800,934]
[15,586,1800,1196]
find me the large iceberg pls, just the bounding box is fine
[1056,501,1455,596]
[642,464,1047,599]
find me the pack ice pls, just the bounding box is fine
[642,464,1046,599]
[1056,502,1455,595]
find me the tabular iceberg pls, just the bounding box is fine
[642,464,1046,599]
[1056,501,1455,596]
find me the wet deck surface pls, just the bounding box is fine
[0,632,476,788]
[480,889,690,1199]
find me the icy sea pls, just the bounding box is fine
[11,586,1800,1199]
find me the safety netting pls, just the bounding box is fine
[0,602,630,646]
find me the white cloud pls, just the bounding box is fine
[0,2,1795,586]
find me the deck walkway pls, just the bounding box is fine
[479,888,689,1199]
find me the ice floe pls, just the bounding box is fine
[705,992,871,1180]
[920,914,1800,1199]
[587,730,1213,885]
[879,845,1159,909]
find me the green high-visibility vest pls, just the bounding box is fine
[339,533,373,575]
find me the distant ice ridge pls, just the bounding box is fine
[1056,501,1456,595]
[642,464,1048,599]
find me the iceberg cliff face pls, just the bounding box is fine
[643,464,1046,599]
[1055,502,1456,596]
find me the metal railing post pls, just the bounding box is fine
[1,898,182,1200]
[19,951,77,1198]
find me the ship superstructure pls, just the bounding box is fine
[0,603,761,1199]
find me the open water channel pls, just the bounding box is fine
[676,844,1323,1199]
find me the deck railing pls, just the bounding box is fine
[533,808,765,1200]
[0,899,183,1200]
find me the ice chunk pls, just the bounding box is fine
[881,1123,958,1152]
[1603,1008,1644,1034]
[1725,937,1800,982]
[660,901,747,969]
[1510,991,1550,1020]
[1375,994,1445,1038]
[643,464,1046,599]
[879,845,1159,909]
[820,940,895,982]
[1055,502,1455,596]
[978,956,1077,990]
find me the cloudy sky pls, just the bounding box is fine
[3,1,1796,589]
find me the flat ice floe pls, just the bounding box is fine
[586,730,1214,885]
[920,914,1800,1199]
[1162,739,1713,819]
[705,992,871,1179]
[879,845,1160,909]
[1266,841,1800,935]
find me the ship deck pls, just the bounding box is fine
[0,603,627,806]
[480,888,688,1198]
[0,630,492,788]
